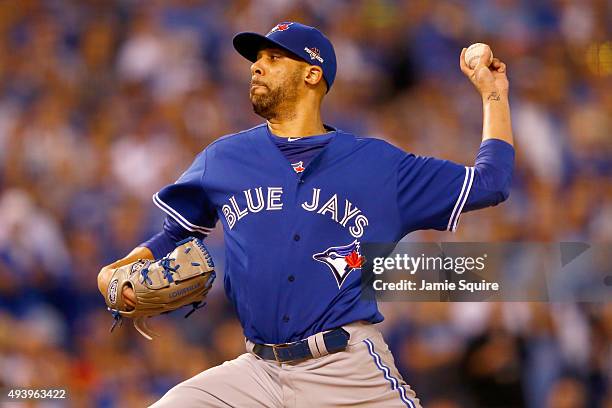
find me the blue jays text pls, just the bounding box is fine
[223,187,369,238]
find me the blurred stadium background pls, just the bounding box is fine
[0,0,610,406]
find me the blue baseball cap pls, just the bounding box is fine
[233,22,337,92]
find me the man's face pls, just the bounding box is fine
[249,48,305,120]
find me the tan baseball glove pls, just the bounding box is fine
[105,237,216,340]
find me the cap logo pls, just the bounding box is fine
[267,22,293,36]
[304,47,324,63]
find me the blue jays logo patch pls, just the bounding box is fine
[291,161,305,173]
[313,240,365,288]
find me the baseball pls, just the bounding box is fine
[465,43,493,69]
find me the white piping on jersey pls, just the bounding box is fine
[451,166,475,232]
[447,167,475,232]
[447,167,470,231]
[153,193,212,235]
[363,339,416,408]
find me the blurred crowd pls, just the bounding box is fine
[0,0,610,406]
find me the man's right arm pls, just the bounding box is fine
[99,147,216,307]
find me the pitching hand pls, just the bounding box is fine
[460,47,509,100]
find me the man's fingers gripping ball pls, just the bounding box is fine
[490,58,506,73]
[104,237,216,339]
[459,47,471,75]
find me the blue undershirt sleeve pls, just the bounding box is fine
[140,216,208,259]
[139,230,175,260]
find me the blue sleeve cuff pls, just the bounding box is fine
[476,138,514,162]
[464,139,515,211]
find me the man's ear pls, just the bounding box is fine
[304,66,324,86]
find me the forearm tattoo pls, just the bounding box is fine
[487,92,501,101]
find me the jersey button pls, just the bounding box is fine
[288,275,295,282]
[293,234,300,241]
[298,178,304,184]
[283,315,290,323]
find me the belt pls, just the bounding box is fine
[252,328,350,363]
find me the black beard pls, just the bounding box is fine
[251,87,285,120]
[250,72,300,120]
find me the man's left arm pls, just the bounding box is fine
[396,47,515,234]
[459,46,515,214]
[460,46,513,146]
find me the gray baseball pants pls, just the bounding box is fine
[150,321,421,407]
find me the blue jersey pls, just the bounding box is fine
[152,124,512,344]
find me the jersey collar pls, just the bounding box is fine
[248,123,355,176]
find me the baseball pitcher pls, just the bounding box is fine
[98,22,515,407]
